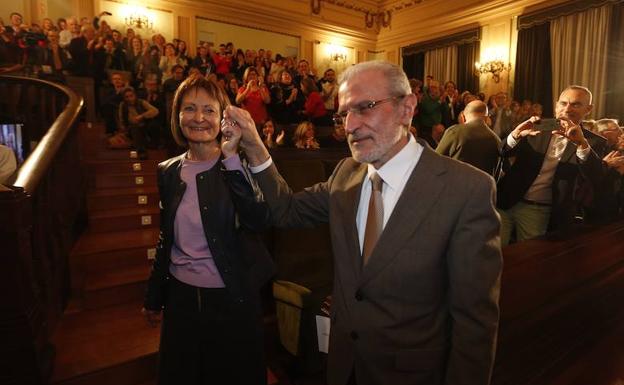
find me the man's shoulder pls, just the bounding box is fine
[425,145,494,182]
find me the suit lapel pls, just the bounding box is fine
[333,162,368,280]
[359,146,447,287]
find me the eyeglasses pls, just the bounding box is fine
[333,95,407,126]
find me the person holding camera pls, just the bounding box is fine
[496,85,607,245]
[236,66,270,127]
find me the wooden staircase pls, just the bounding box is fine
[50,122,167,385]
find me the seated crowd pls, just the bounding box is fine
[1,11,623,243]
[0,11,347,159]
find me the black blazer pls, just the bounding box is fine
[144,154,274,311]
[496,129,605,230]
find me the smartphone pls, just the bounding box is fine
[534,118,561,132]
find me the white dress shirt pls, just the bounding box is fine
[355,135,423,253]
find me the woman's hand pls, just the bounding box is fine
[276,130,285,145]
[142,307,162,327]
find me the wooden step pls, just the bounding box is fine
[83,245,155,273]
[87,186,160,211]
[72,228,159,272]
[83,264,150,309]
[92,172,158,190]
[88,206,160,233]
[94,148,168,161]
[50,302,160,385]
[86,159,160,175]
[72,228,160,257]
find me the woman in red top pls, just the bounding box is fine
[236,67,270,126]
[300,77,332,126]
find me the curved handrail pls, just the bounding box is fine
[0,75,84,193]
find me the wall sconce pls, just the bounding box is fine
[475,60,511,83]
[327,44,347,62]
[331,52,346,62]
[125,12,153,32]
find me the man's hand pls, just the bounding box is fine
[603,150,624,173]
[554,117,589,149]
[222,106,269,166]
[510,116,543,140]
[141,307,162,327]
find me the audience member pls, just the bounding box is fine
[300,77,331,126]
[320,123,348,148]
[236,67,270,126]
[416,79,448,147]
[116,87,159,158]
[162,64,185,94]
[497,85,606,245]
[225,75,239,105]
[100,72,127,135]
[292,121,320,150]
[436,100,502,176]
[442,80,460,126]
[159,43,181,83]
[319,68,339,114]
[261,119,285,149]
[192,45,214,76]
[270,70,304,124]
[489,92,513,138]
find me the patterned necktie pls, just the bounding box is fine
[362,172,384,266]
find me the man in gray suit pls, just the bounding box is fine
[436,100,502,176]
[488,92,513,139]
[225,61,502,385]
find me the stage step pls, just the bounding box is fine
[88,206,160,233]
[50,302,159,385]
[86,159,160,175]
[87,186,160,211]
[92,172,158,190]
[70,228,158,301]
[83,263,150,310]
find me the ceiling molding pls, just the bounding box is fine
[376,0,565,47]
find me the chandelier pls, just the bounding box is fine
[474,60,511,83]
[125,13,153,31]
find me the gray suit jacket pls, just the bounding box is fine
[255,142,502,385]
[436,119,502,177]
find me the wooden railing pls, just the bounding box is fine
[0,75,84,385]
[492,221,624,385]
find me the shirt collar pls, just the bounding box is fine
[367,134,422,192]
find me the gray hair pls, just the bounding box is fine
[596,118,620,133]
[561,85,593,105]
[338,60,411,97]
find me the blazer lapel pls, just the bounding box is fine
[359,146,448,287]
[333,162,367,281]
